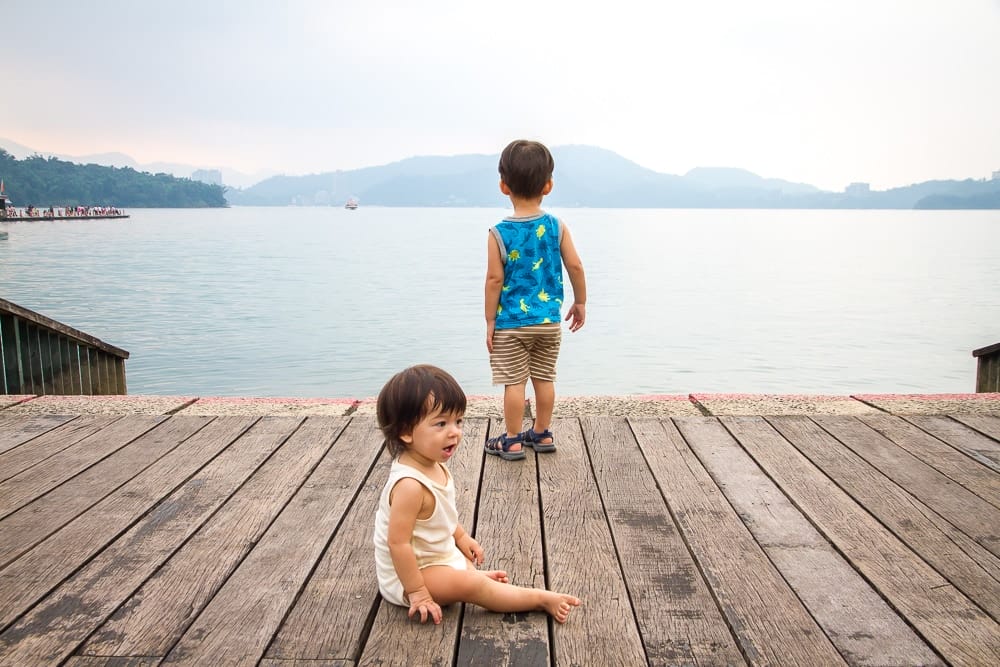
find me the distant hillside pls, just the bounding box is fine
[0,150,227,207]
[0,137,274,189]
[226,145,1000,209]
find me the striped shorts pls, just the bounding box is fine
[490,323,562,385]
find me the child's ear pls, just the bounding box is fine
[400,431,413,444]
[542,179,553,195]
[499,180,511,195]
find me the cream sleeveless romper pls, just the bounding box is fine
[373,459,469,606]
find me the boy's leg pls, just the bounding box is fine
[503,382,527,442]
[421,566,581,622]
[530,378,555,440]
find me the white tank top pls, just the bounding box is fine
[373,459,468,606]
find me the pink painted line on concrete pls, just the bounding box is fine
[690,393,857,401]
[25,394,197,402]
[191,396,357,405]
[853,393,1000,401]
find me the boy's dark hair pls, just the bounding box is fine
[376,364,467,457]
[498,140,554,198]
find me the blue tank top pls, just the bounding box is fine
[491,212,564,330]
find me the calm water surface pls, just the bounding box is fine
[1,207,997,397]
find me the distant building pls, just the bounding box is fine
[992,169,1000,181]
[192,169,223,186]
[845,182,870,195]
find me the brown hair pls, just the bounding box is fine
[376,364,467,457]
[498,140,554,198]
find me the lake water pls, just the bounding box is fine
[1,207,998,398]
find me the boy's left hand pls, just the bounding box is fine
[457,534,484,566]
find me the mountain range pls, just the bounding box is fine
[227,145,1000,209]
[3,138,998,209]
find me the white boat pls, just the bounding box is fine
[344,197,359,210]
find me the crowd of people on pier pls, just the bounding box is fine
[1,204,126,219]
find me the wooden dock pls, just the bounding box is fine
[0,408,998,665]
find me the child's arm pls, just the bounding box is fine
[387,478,442,624]
[560,225,587,332]
[484,233,505,352]
[453,524,484,566]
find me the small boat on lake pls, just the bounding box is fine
[344,197,359,210]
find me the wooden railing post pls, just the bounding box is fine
[972,342,1000,393]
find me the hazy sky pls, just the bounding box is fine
[3,0,999,190]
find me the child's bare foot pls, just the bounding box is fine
[541,592,581,623]
[481,570,509,584]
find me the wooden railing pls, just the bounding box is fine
[0,297,129,395]
[973,342,1000,393]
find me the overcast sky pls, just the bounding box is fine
[2,0,998,190]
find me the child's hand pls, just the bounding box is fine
[565,302,586,332]
[485,321,496,353]
[406,586,442,624]
[457,534,484,566]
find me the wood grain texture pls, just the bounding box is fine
[0,415,120,485]
[859,414,1000,509]
[950,414,1000,444]
[770,416,1000,619]
[0,416,259,632]
[0,417,289,665]
[814,415,1000,557]
[765,416,1000,664]
[661,417,846,666]
[0,415,211,569]
[910,415,1000,473]
[0,411,994,664]
[80,417,350,659]
[0,416,162,515]
[539,418,647,667]
[716,416,942,666]
[160,417,384,666]
[457,418,550,667]
[589,417,745,666]
[0,414,74,455]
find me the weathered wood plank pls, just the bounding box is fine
[658,418,846,665]
[265,417,391,665]
[538,418,647,666]
[814,415,1000,557]
[79,416,350,660]
[456,419,551,666]
[160,416,385,666]
[0,415,118,483]
[357,417,490,666]
[0,413,75,455]
[0,416,212,569]
[0,416,290,664]
[268,448,388,664]
[0,416,259,632]
[589,417,744,666]
[911,415,1000,473]
[860,414,1000,509]
[64,657,159,666]
[951,414,1000,442]
[766,416,1000,663]
[0,416,162,516]
[716,416,943,666]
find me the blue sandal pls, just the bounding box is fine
[485,432,525,461]
[523,428,556,453]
